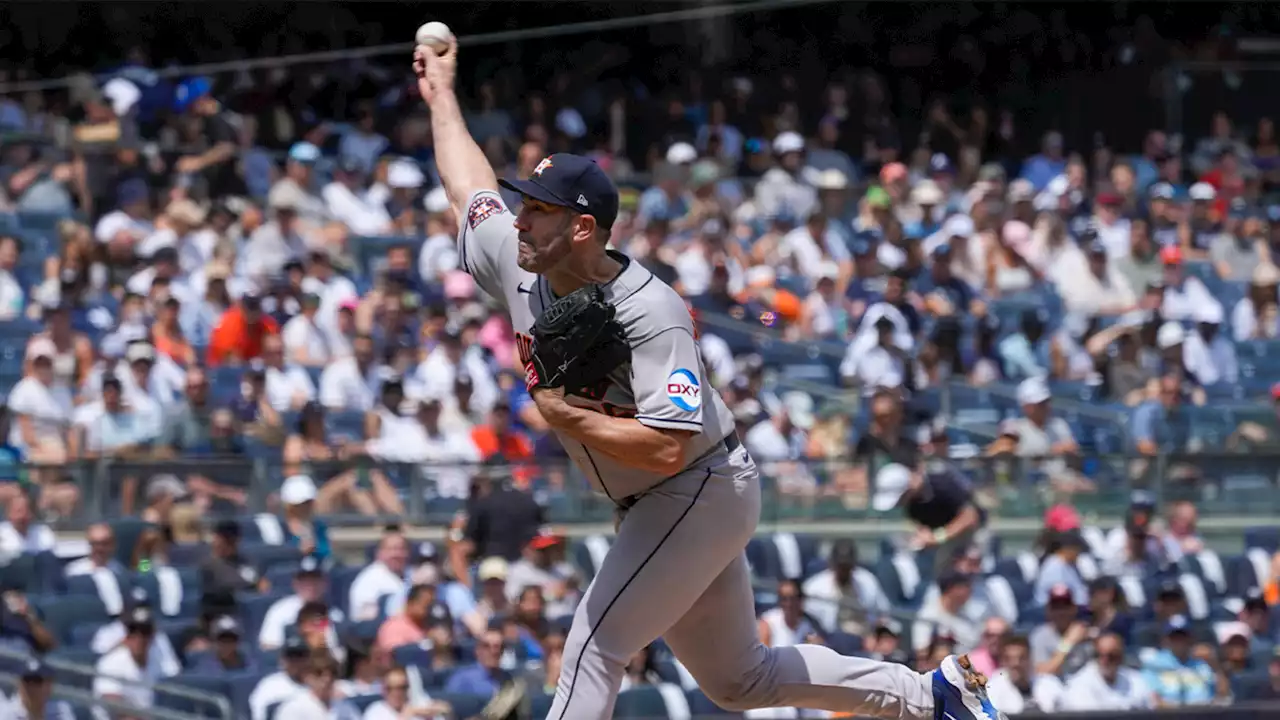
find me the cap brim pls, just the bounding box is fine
[871,487,906,512]
[498,177,576,211]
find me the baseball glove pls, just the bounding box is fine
[527,284,630,391]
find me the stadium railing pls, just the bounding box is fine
[12,450,1280,532]
[0,646,234,720]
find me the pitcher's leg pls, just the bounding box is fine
[663,554,935,720]
[544,469,754,720]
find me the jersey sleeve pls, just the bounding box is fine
[456,190,519,300]
[631,322,706,432]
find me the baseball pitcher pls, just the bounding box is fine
[413,40,1004,720]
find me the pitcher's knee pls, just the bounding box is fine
[700,663,779,712]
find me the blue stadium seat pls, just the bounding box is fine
[1244,526,1280,553]
[47,648,100,691]
[530,692,556,718]
[226,670,262,717]
[42,596,110,645]
[614,684,686,718]
[392,643,433,670]
[328,565,364,616]
[347,694,382,713]
[159,673,231,715]
[240,591,289,641]
[686,688,742,716]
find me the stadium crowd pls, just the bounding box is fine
[0,3,1278,719]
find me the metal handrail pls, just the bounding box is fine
[0,646,233,720]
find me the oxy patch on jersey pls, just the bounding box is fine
[666,369,701,412]
[467,195,504,230]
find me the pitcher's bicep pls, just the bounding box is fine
[457,190,520,298]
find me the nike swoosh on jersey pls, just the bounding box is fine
[517,283,532,294]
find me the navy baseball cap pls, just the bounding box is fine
[499,153,620,230]
[20,657,51,680]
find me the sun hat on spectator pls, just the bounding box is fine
[387,159,425,189]
[871,463,912,512]
[772,131,804,155]
[689,160,721,188]
[478,557,509,582]
[666,142,697,165]
[288,142,321,165]
[268,183,305,213]
[423,187,450,214]
[814,169,848,191]
[1216,620,1250,645]
[1156,321,1185,350]
[281,475,318,506]
[1189,182,1217,202]
[126,341,157,365]
[1016,376,1051,406]
[909,180,943,206]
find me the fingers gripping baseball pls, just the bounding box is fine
[413,37,458,104]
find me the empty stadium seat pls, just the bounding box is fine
[614,683,691,718]
[687,688,743,717]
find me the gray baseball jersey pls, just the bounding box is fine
[457,188,937,720]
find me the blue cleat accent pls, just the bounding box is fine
[931,654,1004,720]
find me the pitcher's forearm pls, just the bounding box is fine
[427,92,498,215]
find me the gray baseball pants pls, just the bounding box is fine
[544,445,935,719]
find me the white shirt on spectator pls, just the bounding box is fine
[318,358,378,412]
[1058,661,1154,711]
[1095,219,1132,260]
[276,691,333,720]
[744,419,793,462]
[781,225,848,279]
[699,334,737,389]
[841,345,906,390]
[363,699,446,720]
[802,568,891,634]
[418,233,459,284]
[125,268,197,307]
[241,222,310,280]
[349,562,405,622]
[5,376,72,451]
[986,673,1065,714]
[249,671,306,720]
[321,182,392,237]
[366,421,478,499]
[265,365,317,412]
[1182,330,1238,386]
[91,623,181,676]
[0,268,24,320]
[282,314,333,365]
[1058,264,1136,316]
[0,520,54,559]
[302,275,359,339]
[72,399,162,454]
[93,644,173,718]
[258,595,346,658]
[1161,278,1221,323]
[414,347,499,412]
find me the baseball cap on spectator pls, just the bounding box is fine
[424,187,450,214]
[1095,191,1122,207]
[297,555,323,577]
[117,178,149,209]
[443,270,476,301]
[1149,182,1175,201]
[1159,245,1182,265]
[1193,302,1224,325]
[1244,588,1269,612]
[1156,321,1185,349]
[864,186,892,209]
[212,615,242,638]
[929,153,953,175]
[1156,578,1185,601]
[126,342,157,365]
[124,606,155,633]
[1006,179,1035,203]
[1216,621,1251,645]
[478,557,509,582]
[666,142,697,165]
[1043,504,1081,532]
[288,142,321,164]
[282,634,310,657]
[781,391,816,430]
[911,180,944,206]
[1164,614,1191,636]
[529,528,564,551]
[1047,583,1075,605]
[213,519,240,540]
[19,657,51,681]
[875,618,903,637]
[268,183,305,213]
[173,77,212,113]
[879,162,907,185]
[498,153,620,231]
[146,474,187,504]
[102,78,141,117]
[978,163,1006,182]
[1189,182,1217,202]
[25,337,56,362]
[690,160,721,188]
[871,464,912,512]
[1016,376,1051,406]
[387,159,425,189]
[281,474,317,505]
[772,131,804,155]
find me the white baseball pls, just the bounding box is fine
[415,22,454,55]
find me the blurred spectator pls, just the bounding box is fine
[1033,532,1089,607]
[319,333,379,412]
[1059,632,1153,710]
[249,635,310,720]
[1139,615,1226,706]
[1085,577,1135,646]
[275,650,359,720]
[91,587,181,674]
[916,571,983,651]
[1134,581,1213,648]
[443,627,510,699]
[349,531,410,622]
[279,474,332,560]
[1157,246,1221,323]
[281,292,331,367]
[968,617,1009,676]
[6,657,75,720]
[260,556,339,651]
[1130,374,1201,456]
[1232,263,1280,341]
[802,539,890,636]
[8,338,75,513]
[260,334,315,412]
[362,665,451,720]
[200,519,263,615]
[871,464,984,556]
[986,633,1064,713]
[374,581,437,654]
[0,494,54,559]
[757,578,822,648]
[1181,302,1237,387]
[0,587,55,656]
[66,522,126,579]
[207,291,280,366]
[1159,499,1204,559]
[1030,583,1092,678]
[505,530,576,617]
[191,616,259,674]
[93,607,178,715]
[0,235,24,320]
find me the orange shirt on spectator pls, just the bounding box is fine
[470,425,536,487]
[153,323,195,366]
[207,305,279,366]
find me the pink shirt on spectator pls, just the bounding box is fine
[374,614,427,654]
[479,315,516,368]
